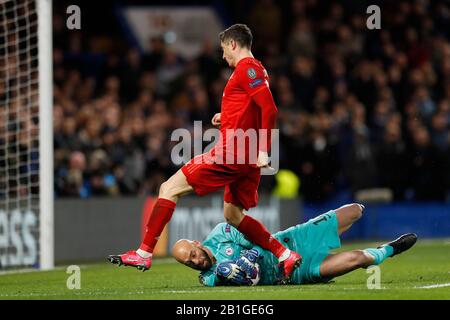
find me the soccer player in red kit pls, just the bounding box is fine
[108,24,302,281]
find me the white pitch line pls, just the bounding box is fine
[0,266,67,276]
[0,259,177,276]
[0,264,104,276]
[415,283,450,289]
[0,290,148,298]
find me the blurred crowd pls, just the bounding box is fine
[52,0,450,202]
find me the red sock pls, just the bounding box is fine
[237,215,286,258]
[139,198,176,253]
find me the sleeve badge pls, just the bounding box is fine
[247,68,257,79]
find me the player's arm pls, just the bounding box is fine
[237,64,278,164]
[251,87,278,155]
[215,261,255,286]
[235,248,260,278]
[198,263,252,286]
[199,265,236,287]
[248,244,264,257]
[224,224,267,260]
[199,271,219,286]
[203,223,253,248]
[217,224,268,258]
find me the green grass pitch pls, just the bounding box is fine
[0,239,449,300]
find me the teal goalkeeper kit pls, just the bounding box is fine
[200,211,341,286]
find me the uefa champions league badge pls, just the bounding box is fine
[225,247,234,256]
[247,68,257,79]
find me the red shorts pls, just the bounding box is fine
[181,153,261,210]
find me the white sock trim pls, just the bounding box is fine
[278,249,291,262]
[362,250,375,259]
[136,249,152,258]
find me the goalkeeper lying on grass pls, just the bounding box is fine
[172,203,417,286]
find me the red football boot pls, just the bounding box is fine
[278,251,302,283]
[108,250,152,272]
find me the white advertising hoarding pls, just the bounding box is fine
[122,6,224,59]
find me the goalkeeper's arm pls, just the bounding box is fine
[235,248,260,279]
[214,261,254,286]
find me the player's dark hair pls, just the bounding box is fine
[219,24,253,49]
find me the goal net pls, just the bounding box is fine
[0,0,53,270]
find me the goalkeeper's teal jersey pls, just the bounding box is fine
[199,211,341,286]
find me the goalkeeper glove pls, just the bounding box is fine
[236,249,259,278]
[215,261,252,286]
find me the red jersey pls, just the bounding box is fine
[211,57,275,166]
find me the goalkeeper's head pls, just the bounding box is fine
[172,239,216,271]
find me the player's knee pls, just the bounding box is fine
[224,215,233,225]
[352,250,371,268]
[224,213,239,227]
[223,202,244,227]
[224,211,243,227]
[159,180,174,199]
[349,203,364,222]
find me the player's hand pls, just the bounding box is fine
[211,113,221,126]
[257,150,271,168]
[215,261,252,286]
[257,151,277,174]
[236,249,259,278]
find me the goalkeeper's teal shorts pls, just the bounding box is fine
[275,210,341,284]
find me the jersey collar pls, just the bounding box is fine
[235,56,255,68]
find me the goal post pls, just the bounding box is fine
[0,0,53,270]
[38,0,53,270]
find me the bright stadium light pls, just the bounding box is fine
[0,0,53,270]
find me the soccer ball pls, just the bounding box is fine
[247,262,260,286]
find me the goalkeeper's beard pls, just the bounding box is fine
[192,248,214,271]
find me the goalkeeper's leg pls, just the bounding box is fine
[319,251,375,279]
[319,233,417,279]
[334,203,364,235]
